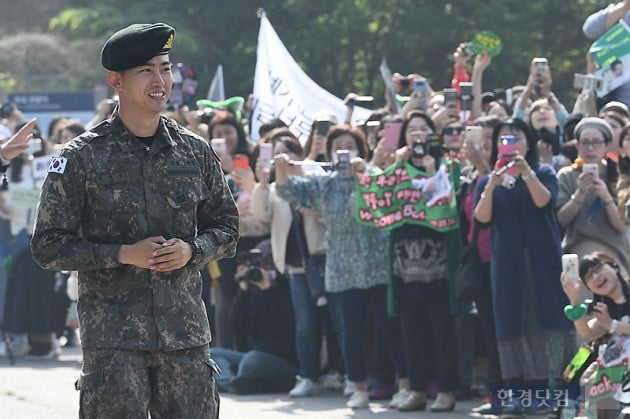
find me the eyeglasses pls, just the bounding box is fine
[443,127,464,136]
[584,263,604,282]
[579,140,606,149]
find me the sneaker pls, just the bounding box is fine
[368,383,396,400]
[343,380,356,397]
[397,391,427,411]
[289,376,318,397]
[8,335,30,358]
[388,388,411,408]
[319,371,344,390]
[346,390,369,409]
[472,395,504,415]
[430,392,456,412]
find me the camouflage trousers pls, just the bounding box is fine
[76,345,220,419]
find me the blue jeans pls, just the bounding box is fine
[336,285,408,383]
[210,348,297,393]
[289,273,319,380]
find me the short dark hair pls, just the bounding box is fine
[490,118,538,167]
[611,59,623,70]
[325,125,367,161]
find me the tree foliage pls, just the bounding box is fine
[0,0,610,107]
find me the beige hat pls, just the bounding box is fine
[574,117,614,144]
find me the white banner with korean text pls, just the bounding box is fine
[251,13,371,142]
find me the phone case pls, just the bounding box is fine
[233,154,250,170]
[382,123,402,150]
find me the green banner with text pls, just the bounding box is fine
[355,161,459,231]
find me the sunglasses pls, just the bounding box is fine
[443,126,464,136]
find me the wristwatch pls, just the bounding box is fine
[609,319,619,335]
[187,238,202,264]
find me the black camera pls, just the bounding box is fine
[234,240,274,284]
[400,77,410,88]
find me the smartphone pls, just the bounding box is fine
[573,74,603,91]
[444,88,457,108]
[562,254,580,285]
[259,143,273,169]
[382,122,402,150]
[533,57,548,73]
[498,136,519,176]
[233,154,250,170]
[493,89,507,102]
[582,163,598,177]
[335,150,351,178]
[210,138,226,156]
[460,82,473,100]
[465,126,483,149]
[28,139,42,156]
[413,79,428,109]
[315,119,332,136]
[347,96,374,106]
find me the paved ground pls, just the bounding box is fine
[0,347,495,418]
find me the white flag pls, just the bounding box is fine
[251,13,370,141]
[207,65,225,102]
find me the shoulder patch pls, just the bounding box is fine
[48,157,68,174]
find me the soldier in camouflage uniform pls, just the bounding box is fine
[31,23,239,418]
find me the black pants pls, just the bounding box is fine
[473,262,502,388]
[398,287,458,392]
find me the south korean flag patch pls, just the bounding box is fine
[48,157,68,174]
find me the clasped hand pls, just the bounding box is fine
[119,236,193,272]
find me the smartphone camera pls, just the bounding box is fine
[502,174,516,189]
[411,140,427,159]
[315,119,332,136]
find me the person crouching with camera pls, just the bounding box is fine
[210,240,298,394]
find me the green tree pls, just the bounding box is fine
[45,0,606,108]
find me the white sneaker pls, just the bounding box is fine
[346,390,369,409]
[319,371,344,390]
[288,376,318,397]
[343,380,356,397]
[389,388,411,408]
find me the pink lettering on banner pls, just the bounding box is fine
[396,188,420,204]
[362,191,393,210]
[357,173,372,188]
[375,167,410,188]
[359,209,374,221]
[374,210,403,228]
[402,204,426,220]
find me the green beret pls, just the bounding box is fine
[101,23,175,71]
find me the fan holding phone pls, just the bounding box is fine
[474,118,574,391]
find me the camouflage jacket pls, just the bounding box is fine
[31,114,239,350]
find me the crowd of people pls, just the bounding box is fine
[1,2,630,418]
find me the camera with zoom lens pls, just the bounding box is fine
[234,240,274,284]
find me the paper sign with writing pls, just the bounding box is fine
[355,161,459,231]
[8,186,41,209]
